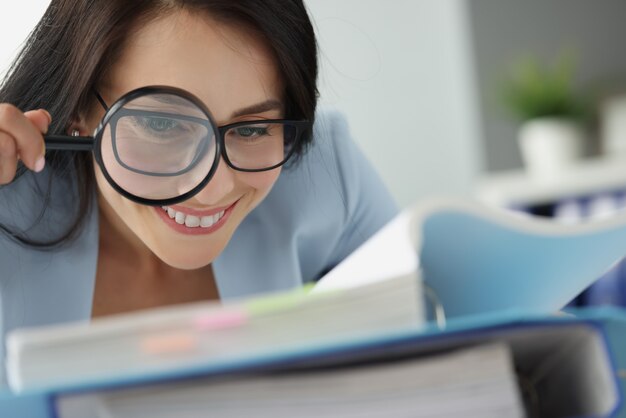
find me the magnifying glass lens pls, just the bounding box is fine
[98,92,217,202]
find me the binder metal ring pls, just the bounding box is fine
[423,282,446,330]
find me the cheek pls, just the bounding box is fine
[240,168,281,199]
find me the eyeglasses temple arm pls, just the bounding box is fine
[44,135,95,151]
[95,91,109,111]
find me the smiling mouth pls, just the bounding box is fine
[160,206,225,228]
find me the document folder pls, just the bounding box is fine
[0,308,623,418]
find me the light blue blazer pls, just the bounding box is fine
[0,109,398,385]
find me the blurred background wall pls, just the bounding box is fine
[306,0,482,207]
[0,1,49,79]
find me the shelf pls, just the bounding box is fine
[476,155,626,207]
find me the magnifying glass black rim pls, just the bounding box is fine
[93,85,222,207]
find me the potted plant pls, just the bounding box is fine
[502,54,589,179]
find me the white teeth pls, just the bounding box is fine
[161,207,226,228]
[200,216,214,228]
[185,215,200,227]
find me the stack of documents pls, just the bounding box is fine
[55,343,524,418]
[7,274,421,392]
[2,309,620,418]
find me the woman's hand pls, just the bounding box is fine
[0,105,50,185]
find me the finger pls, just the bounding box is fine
[0,131,18,185]
[24,109,52,135]
[0,104,46,172]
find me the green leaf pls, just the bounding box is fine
[500,52,586,121]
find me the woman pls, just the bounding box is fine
[0,0,396,383]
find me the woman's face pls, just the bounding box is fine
[86,11,284,269]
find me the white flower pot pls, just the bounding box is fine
[517,117,585,179]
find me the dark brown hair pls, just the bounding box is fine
[0,0,318,248]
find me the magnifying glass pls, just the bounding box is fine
[44,86,311,206]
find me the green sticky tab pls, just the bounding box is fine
[246,284,314,316]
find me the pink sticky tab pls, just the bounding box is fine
[193,310,248,331]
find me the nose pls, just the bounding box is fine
[187,158,237,205]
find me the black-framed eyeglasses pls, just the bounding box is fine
[44,85,311,206]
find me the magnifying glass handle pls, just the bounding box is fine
[44,135,95,151]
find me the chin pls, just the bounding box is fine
[151,245,222,270]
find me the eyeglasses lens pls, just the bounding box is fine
[224,122,296,170]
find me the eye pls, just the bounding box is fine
[234,126,269,138]
[140,116,180,133]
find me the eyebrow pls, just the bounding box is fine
[131,94,284,118]
[146,94,199,108]
[231,99,284,118]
